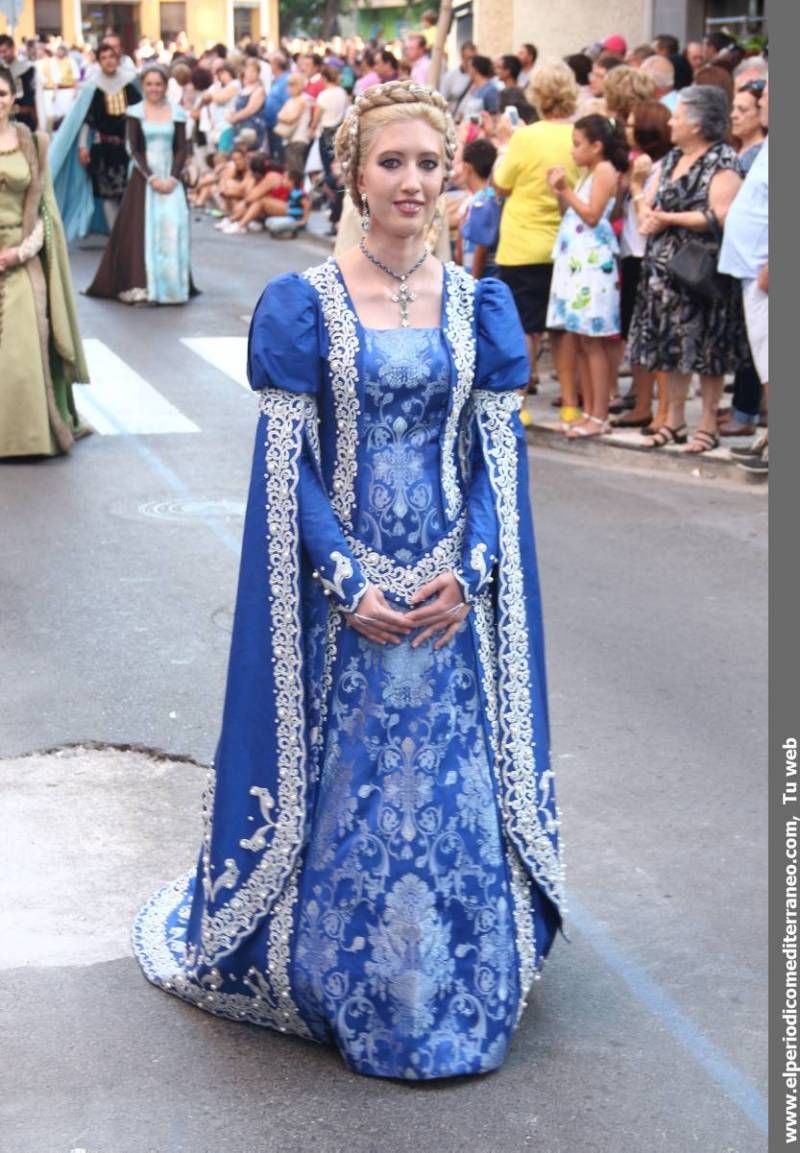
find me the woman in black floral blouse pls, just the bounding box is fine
[629,85,747,453]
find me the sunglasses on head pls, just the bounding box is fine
[738,79,766,97]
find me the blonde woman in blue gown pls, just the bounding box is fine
[134,81,564,1081]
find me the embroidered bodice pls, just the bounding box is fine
[141,117,177,180]
[356,328,450,562]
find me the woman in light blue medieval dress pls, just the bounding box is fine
[133,81,564,1081]
[87,63,193,304]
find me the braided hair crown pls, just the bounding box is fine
[335,80,457,207]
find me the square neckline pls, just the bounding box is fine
[330,258,447,333]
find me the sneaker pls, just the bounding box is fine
[738,446,768,474]
[730,434,768,460]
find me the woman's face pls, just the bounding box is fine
[669,98,700,148]
[589,63,607,97]
[731,90,761,141]
[143,71,167,103]
[0,77,14,122]
[287,76,303,97]
[358,119,444,241]
[244,60,260,86]
[571,127,599,167]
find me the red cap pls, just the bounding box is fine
[603,35,627,55]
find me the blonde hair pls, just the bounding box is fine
[603,66,656,120]
[335,80,456,208]
[527,61,579,120]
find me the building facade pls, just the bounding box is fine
[0,0,280,51]
[451,0,767,59]
[1,0,767,55]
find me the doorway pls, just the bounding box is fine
[81,2,141,54]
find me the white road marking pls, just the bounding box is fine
[181,336,250,391]
[76,339,200,435]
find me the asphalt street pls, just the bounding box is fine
[0,218,768,1153]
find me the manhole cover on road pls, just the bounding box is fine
[212,605,234,633]
[137,498,246,523]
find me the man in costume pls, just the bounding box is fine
[0,34,37,130]
[49,39,139,242]
[36,42,79,132]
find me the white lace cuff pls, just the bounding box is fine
[16,218,44,264]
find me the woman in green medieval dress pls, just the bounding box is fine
[0,65,88,459]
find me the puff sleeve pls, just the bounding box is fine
[248,275,367,612]
[473,277,530,394]
[248,273,324,394]
[454,278,529,602]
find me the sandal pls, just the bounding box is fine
[682,429,720,454]
[566,415,610,439]
[641,424,688,449]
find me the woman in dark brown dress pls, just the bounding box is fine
[87,64,194,305]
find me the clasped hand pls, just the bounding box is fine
[150,176,178,194]
[638,208,670,235]
[346,572,469,651]
[547,166,568,194]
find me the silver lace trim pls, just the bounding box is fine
[473,389,565,910]
[471,592,537,1001]
[441,263,477,522]
[197,389,313,963]
[345,514,465,604]
[132,872,313,1037]
[302,261,360,531]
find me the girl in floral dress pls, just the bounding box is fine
[546,115,629,438]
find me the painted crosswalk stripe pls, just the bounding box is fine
[181,336,249,391]
[76,339,200,435]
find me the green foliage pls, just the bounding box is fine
[280,0,353,38]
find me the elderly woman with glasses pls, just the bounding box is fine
[732,79,766,173]
[628,84,748,454]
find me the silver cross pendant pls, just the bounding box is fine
[390,277,417,328]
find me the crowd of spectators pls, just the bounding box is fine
[3,17,769,467]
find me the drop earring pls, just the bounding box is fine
[360,197,371,233]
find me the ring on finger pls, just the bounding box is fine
[352,611,380,625]
[444,602,468,617]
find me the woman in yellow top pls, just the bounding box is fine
[494,61,579,392]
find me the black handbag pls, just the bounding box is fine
[666,212,724,303]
